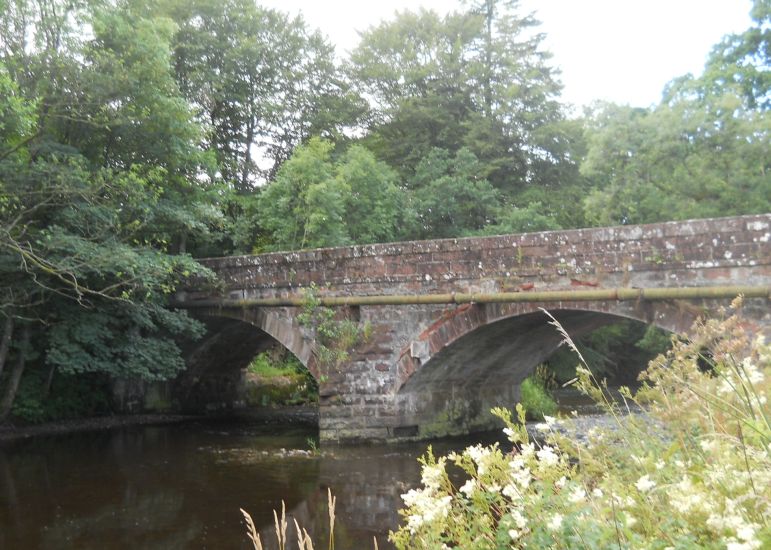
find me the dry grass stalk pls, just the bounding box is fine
[327,488,336,550]
[539,307,588,367]
[373,536,379,550]
[294,518,315,550]
[303,527,315,550]
[240,508,263,550]
[273,501,288,550]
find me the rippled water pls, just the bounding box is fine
[0,418,507,550]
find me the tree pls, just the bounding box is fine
[408,147,500,239]
[582,78,769,226]
[336,145,403,245]
[349,1,567,196]
[164,0,363,191]
[258,138,403,251]
[700,0,769,110]
[0,1,216,420]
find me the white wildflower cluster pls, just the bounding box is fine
[400,458,452,534]
[401,488,452,534]
[391,311,771,550]
[465,443,494,475]
[634,474,656,493]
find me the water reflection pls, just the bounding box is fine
[0,420,504,549]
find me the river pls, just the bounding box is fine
[0,417,511,550]
[0,386,614,550]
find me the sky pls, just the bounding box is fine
[259,0,753,110]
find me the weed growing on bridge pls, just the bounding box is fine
[297,283,371,374]
[390,300,770,549]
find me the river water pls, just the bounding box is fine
[0,417,510,550]
[0,387,611,550]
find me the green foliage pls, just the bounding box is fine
[473,201,560,237]
[8,370,112,424]
[0,0,221,420]
[349,1,567,196]
[247,351,304,379]
[701,0,769,110]
[408,147,500,239]
[164,0,362,189]
[546,321,672,385]
[635,324,673,356]
[297,283,370,373]
[580,2,770,228]
[337,145,403,244]
[391,305,771,549]
[519,376,557,421]
[259,138,403,250]
[245,350,317,406]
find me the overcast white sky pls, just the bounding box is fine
[259,0,753,110]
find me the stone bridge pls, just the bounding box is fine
[176,214,771,442]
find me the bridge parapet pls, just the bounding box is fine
[192,214,770,301]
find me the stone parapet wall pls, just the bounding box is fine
[194,214,770,301]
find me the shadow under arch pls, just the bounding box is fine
[177,307,318,412]
[391,302,690,439]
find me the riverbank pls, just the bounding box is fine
[0,404,319,442]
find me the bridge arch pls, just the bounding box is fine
[395,300,701,394]
[192,306,319,378]
[175,307,319,412]
[388,301,720,439]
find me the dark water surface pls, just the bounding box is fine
[0,418,506,550]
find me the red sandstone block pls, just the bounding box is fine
[702,267,734,280]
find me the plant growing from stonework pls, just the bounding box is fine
[297,283,371,373]
[390,299,770,549]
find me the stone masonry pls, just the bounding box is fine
[179,214,771,442]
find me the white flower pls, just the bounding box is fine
[555,476,567,489]
[536,445,560,467]
[568,486,586,503]
[508,529,521,540]
[502,483,518,499]
[511,509,528,529]
[503,427,516,439]
[511,467,531,489]
[741,357,764,384]
[736,523,758,543]
[635,474,656,493]
[509,455,526,471]
[421,461,446,491]
[459,479,476,497]
[401,489,453,533]
[592,488,603,498]
[465,444,493,474]
[547,513,563,531]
